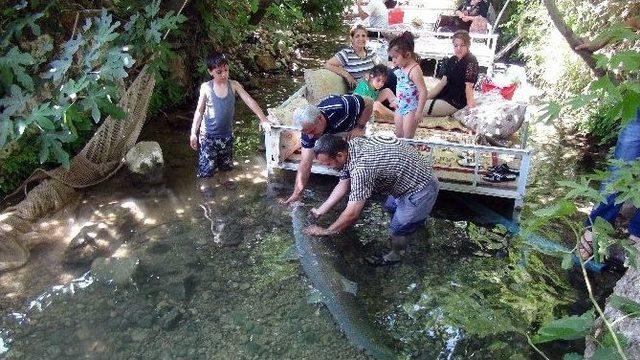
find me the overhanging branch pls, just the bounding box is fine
[542,0,606,78]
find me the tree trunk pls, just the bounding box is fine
[541,0,606,78]
[495,34,521,60]
[248,0,275,26]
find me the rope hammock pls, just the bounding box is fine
[0,66,156,271]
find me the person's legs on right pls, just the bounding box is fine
[581,108,640,258]
[424,99,458,117]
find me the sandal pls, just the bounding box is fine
[364,253,401,267]
[482,171,516,182]
[488,163,520,175]
[577,230,594,260]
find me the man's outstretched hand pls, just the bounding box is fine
[304,225,330,236]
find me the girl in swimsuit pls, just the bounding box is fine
[388,32,428,139]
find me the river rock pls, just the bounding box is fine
[63,225,115,265]
[0,230,29,272]
[91,255,140,286]
[124,141,164,185]
[584,242,640,359]
[160,308,182,330]
[255,53,276,72]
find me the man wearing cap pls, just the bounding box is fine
[304,134,439,265]
[283,94,373,204]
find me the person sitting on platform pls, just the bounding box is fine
[324,25,375,90]
[353,64,397,119]
[437,0,489,33]
[424,30,479,117]
[283,94,373,205]
[304,134,439,266]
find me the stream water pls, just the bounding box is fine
[0,34,619,359]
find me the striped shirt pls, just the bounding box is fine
[335,47,375,80]
[301,94,365,149]
[339,136,436,202]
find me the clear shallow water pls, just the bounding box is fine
[0,34,613,360]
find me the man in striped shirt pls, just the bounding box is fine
[283,94,373,204]
[304,134,439,265]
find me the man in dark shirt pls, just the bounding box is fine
[304,134,439,265]
[438,0,489,32]
[283,94,373,204]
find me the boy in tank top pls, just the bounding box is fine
[189,53,270,178]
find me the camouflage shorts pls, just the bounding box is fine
[197,135,234,178]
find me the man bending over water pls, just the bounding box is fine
[283,94,373,204]
[304,134,439,265]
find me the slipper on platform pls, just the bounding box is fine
[488,163,520,175]
[482,171,516,183]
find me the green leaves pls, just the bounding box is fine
[591,218,616,262]
[561,253,574,270]
[94,11,121,45]
[610,51,640,72]
[558,177,607,204]
[42,35,85,83]
[0,46,35,91]
[1,12,44,47]
[0,84,29,117]
[562,353,583,360]
[531,311,594,343]
[533,199,577,219]
[26,102,58,133]
[609,295,640,318]
[537,100,562,123]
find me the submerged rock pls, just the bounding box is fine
[64,225,115,265]
[124,141,164,185]
[91,255,140,286]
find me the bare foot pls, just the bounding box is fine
[577,230,593,260]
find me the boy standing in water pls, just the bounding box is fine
[190,53,270,179]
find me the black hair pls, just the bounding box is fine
[452,30,471,46]
[313,134,348,158]
[389,31,415,56]
[206,52,228,71]
[384,0,397,9]
[369,64,388,79]
[350,25,367,38]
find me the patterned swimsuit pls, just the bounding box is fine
[394,64,420,116]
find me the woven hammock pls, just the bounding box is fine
[0,67,156,271]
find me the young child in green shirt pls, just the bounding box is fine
[353,64,397,119]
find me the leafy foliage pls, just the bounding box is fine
[532,311,594,343]
[534,3,640,142]
[609,295,640,318]
[0,1,186,170]
[523,158,640,358]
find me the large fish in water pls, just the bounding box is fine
[290,205,397,359]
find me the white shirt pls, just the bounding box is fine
[364,0,388,29]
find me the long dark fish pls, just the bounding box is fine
[291,206,397,359]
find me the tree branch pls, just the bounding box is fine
[248,0,275,26]
[541,0,606,78]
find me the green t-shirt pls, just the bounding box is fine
[353,79,378,100]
